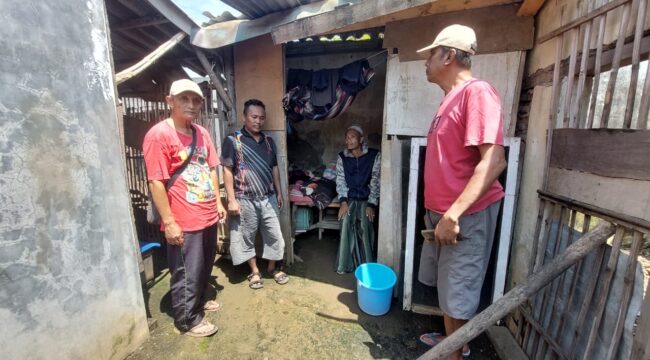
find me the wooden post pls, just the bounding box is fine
[417,222,616,360]
[194,48,234,111]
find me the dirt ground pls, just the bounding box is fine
[127,232,500,360]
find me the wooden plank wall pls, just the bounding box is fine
[383,51,525,137]
[383,4,534,62]
[550,129,650,181]
[509,0,650,358]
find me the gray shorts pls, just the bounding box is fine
[418,200,501,320]
[229,196,285,266]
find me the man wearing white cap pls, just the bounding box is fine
[415,25,507,359]
[143,79,226,337]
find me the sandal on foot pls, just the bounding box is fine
[177,320,218,337]
[247,272,264,289]
[419,332,443,347]
[268,268,289,285]
[203,300,222,312]
[419,332,470,356]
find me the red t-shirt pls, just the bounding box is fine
[143,120,221,231]
[424,79,505,215]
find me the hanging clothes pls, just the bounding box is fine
[283,59,375,123]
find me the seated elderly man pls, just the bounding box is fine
[334,125,381,274]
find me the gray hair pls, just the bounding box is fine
[439,46,472,69]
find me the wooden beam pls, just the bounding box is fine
[116,32,186,85]
[545,168,650,229]
[194,49,233,111]
[516,0,546,16]
[549,129,650,181]
[271,0,434,44]
[114,15,170,31]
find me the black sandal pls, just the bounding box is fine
[247,272,264,289]
[267,268,289,285]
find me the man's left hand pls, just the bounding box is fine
[434,213,460,245]
[276,194,283,209]
[217,203,227,223]
[365,207,375,222]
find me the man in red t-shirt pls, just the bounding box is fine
[143,79,226,337]
[415,25,507,359]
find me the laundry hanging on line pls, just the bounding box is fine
[283,59,375,123]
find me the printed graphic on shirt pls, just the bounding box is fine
[181,145,216,203]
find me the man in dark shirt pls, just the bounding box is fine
[221,99,289,289]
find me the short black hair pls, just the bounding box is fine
[243,99,265,115]
[439,46,472,69]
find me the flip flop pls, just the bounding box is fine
[419,332,470,357]
[203,300,222,312]
[174,320,218,337]
[419,332,443,347]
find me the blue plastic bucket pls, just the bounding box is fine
[354,262,397,316]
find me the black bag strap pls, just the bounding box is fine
[165,125,197,191]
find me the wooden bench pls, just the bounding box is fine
[291,202,341,240]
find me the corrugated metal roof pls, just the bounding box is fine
[221,0,322,19]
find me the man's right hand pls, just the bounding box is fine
[164,221,184,247]
[228,199,241,216]
[338,202,349,221]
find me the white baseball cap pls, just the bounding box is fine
[347,125,364,137]
[169,79,204,98]
[417,24,477,58]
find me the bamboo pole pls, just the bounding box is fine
[115,32,186,85]
[417,222,616,360]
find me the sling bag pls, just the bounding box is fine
[146,125,197,224]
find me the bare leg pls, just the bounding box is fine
[267,259,277,272]
[443,314,467,360]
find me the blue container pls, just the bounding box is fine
[354,262,397,316]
